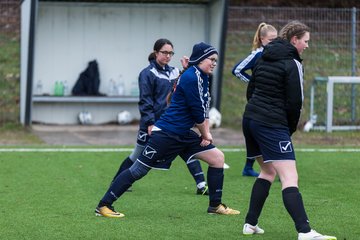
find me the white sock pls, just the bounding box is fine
[197,181,206,189]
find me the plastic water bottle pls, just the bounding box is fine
[54,81,64,96]
[117,82,125,96]
[130,81,139,96]
[63,80,70,96]
[59,81,64,96]
[108,79,116,96]
[54,81,59,96]
[35,80,43,95]
[117,75,125,96]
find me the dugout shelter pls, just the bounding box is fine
[20,0,228,125]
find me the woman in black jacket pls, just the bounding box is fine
[241,21,336,240]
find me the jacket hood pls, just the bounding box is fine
[262,38,302,62]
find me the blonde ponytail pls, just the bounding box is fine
[252,22,277,50]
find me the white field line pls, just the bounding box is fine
[222,148,360,152]
[0,148,133,152]
[0,148,359,152]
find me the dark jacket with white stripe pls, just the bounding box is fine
[138,60,179,129]
[231,47,263,83]
[243,38,304,135]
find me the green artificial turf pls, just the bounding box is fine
[0,148,358,240]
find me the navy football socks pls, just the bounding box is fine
[100,169,135,206]
[186,159,206,185]
[207,167,224,207]
[111,156,134,183]
[245,178,271,226]
[282,187,311,233]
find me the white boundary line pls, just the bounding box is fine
[0,148,133,152]
[222,148,360,152]
[0,148,359,152]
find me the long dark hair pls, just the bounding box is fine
[148,38,174,62]
[166,68,187,104]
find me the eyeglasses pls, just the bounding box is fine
[159,51,175,57]
[207,57,218,64]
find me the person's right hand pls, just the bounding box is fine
[200,132,213,146]
[148,125,154,135]
[180,56,189,69]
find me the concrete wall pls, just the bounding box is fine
[34,2,207,96]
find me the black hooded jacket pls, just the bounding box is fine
[243,38,304,134]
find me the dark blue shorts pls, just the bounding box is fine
[136,129,150,146]
[136,129,215,169]
[242,118,296,163]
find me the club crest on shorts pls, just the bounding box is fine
[143,146,157,159]
[137,130,148,142]
[279,141,292,153]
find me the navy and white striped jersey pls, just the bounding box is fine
[232,47,263,83]
[155,66,210,136]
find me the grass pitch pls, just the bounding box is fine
[0,148,358,240]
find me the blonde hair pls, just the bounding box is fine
[279,20,310,41]
[252,22,277,50]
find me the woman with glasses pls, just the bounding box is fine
[95,42,240,218]
[232,22,278,177]
[99,38,209,197]
[241,21,336,240]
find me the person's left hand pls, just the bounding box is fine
[148,125,154,135]
[200,138,211,147]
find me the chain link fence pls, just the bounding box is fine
[223,6,360,129]
[0,0,20,126]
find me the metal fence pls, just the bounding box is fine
[224,6,360,128]
[0,0,19,34]
[0,0,20,126]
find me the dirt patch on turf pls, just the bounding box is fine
[0,129,43,145]
[292,131,360,147]
[1,124,360,147]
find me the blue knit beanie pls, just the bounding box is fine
[189,42,218,66]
